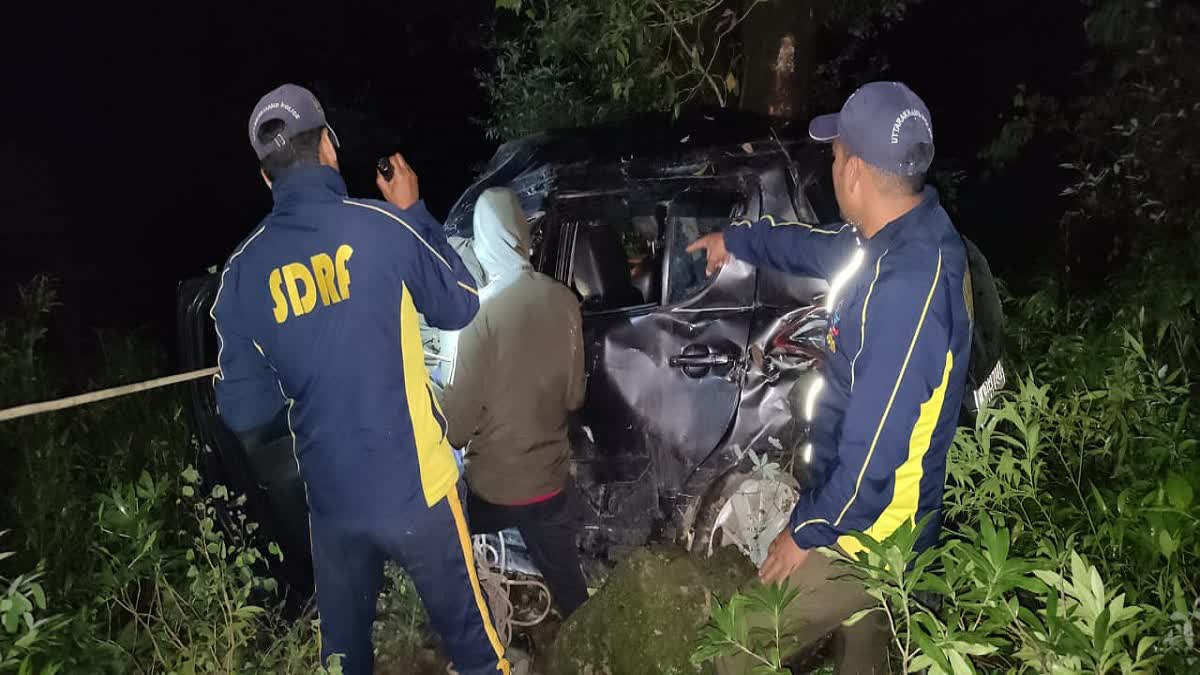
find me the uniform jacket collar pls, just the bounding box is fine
[270,165,349,206]
[869,185,941,248]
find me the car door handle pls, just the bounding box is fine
[669,352,733,368]
[670,344,736,379]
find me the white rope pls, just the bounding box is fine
[0,366,220,423]
[472,534,553,649]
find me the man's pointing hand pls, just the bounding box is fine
[686,232,730,277]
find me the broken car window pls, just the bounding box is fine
[665,191,745,305]
[564,195,662,313]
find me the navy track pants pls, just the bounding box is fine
[309,483,509,675]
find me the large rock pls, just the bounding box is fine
[548,545,756,675]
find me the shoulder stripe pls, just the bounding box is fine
[730,215,852,236]
[211,224,268,384]
[833,248,944,529]
[342,199,454,272]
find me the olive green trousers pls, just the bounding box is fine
[714,548,892,675]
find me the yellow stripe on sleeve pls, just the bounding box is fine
[839,351,954,556]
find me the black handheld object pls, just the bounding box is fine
[377,156,394,181]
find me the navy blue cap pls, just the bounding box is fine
[247,83,341,161]
[809,81,934,176]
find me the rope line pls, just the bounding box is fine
[0,367,220,423]
[473,534,553,649]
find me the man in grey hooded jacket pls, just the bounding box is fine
[440,187,590,617]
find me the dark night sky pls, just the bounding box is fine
[2,0,1086,369]
[2,1,498,354]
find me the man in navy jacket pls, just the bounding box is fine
[692,82,972,674]
[212,83,508,675]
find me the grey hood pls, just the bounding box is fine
[473,187,532,302]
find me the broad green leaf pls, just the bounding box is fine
[14,627,38,649]
[1013,574,1049,594]
[948,649,974,675]
[3,605,19,633]
[29,584,45,612]
[909,655,935,672]
[691,639,741,664]
[1164,473,1193,509]
[496,0,522,11]
[842,606,882,627]
[1135,635,1156,659]
[1092,605,1110,653]
[912,626,953,673]
[951,641,999,657]
[1090,485,1110,515]
[915,574,954,596]
[1158,529,1179,558]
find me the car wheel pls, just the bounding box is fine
[688,468,801,566]
[686,468,836,671]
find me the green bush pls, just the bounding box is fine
[479,0,756,140]
[87,469,300,673]
[694,307,1199,673]
[834,336,1198,673]
[0,276,191,592]
[0,532,68,675]
[0,468,334,675]
[0,278,348,674]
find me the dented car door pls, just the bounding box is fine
[550,186,756,551]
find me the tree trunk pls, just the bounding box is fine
[738,0,816,119]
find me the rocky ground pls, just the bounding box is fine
[547,545,756,675]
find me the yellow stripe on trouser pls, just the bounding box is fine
[447,489,511,674]
[838,350,954,556]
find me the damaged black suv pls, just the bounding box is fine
[176,109,1006,596]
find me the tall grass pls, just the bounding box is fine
[0,274,441,674]
[0,277,334,674]
[0,276,189,589]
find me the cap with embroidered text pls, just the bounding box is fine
[247,83,341,161]
[808,81,934,177]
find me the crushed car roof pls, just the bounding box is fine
[445,108,833,238]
